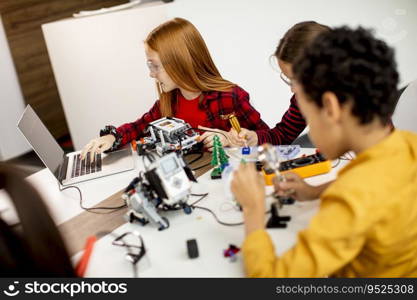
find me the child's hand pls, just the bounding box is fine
[228,128,258,147]
[198,126,230,151]
[273,173,320,201]
[231,163,265,212]
[80,135,115,161]
[231,162,266,235]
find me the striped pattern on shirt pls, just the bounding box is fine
[256,95,307,145]
[112,85,270,148]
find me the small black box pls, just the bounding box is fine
[187,239,199,259]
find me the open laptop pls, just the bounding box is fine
[17,105,135,185]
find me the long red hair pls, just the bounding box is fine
[145,18,235,116]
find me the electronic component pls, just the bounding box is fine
[279,151,331,178]
[223,244,240,262]
[266,203,291,228]
[187,239,199,259]
[260,147,331,183]
[278,145,300,160]
[257,143,295,219]
[141,117,200,156]
[124,152,196,231]
[210,135,229,180]
[262,168,276,186]
[241,147,250,155]
[228,114,250,154]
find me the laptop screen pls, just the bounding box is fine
[17,105,64,179]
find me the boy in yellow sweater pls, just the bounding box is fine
[231,26,417,277]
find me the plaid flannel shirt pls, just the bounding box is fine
[256,95,307,145]
[108,85,270,148]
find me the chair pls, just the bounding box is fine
[393,80,417,133]
[291,132,315,148]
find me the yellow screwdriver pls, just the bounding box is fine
[229,114,249,152]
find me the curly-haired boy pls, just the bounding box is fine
[232,27,417,277]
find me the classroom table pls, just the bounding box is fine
[0,148,349,277]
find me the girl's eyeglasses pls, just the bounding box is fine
[146,60,163,74]
[280,72,292,86]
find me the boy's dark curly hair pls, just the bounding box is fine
[293,26,399,125]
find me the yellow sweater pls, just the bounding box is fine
[242,130,417,277]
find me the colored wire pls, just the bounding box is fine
[191,162,211,171]
[190,127,229,141]
[59,185,126,214]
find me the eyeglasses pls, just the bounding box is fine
[280,72,292,86]
[146,60,163,74]
[111,231,146,277]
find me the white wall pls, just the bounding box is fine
[168,0,417,127]
[42,2,169,150]
[0,15,31,160]
[3,0,417,156]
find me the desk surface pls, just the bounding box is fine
[0,148,349,277]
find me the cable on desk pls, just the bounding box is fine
[191,162,211,171]
[190,127,230,142]
[191,205,244,226]
[59,185,126,214]
[185,151,204,165]
[189,193,209,206]
[158,193,209,212]
[187,127,231,171]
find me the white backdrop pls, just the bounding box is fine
[41,0,417,150]
[42,2,169,150]
[169,0,417,127]
[0,15,31,160]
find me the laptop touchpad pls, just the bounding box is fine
[102,147,133,169]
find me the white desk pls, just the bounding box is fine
[1,148,349,277]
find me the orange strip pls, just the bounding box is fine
[131,140,137,151]
[75,236,97,277]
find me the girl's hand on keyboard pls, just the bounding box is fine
[80,135,115,161]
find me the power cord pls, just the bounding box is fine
[191,162,211,171]
[185,151,204,165]
[190,127,230,142]
[191,205,244,226]
[59,185,126,214]
[188,127,233,171]
[156,192,244,226]
[189,193,209,206]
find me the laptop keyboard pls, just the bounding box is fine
[71,153,102,178]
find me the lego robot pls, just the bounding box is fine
[123,152,197,231]
[137,117,200,156]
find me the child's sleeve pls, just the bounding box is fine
[234,87,270,131]
[242,192,369,277]
[114,100,162,148]
[255,95,307,145]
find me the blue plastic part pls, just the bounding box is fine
[183,205,192,214]
[220,162,230,170]
[241,147,251,155]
